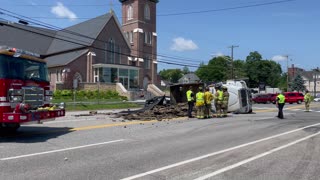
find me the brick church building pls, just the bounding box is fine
[0,0,159,92]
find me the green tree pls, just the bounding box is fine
[246,51,262,62]
[195,56,230,82]
[291,74,305,92]
[233,60,247,79]
[159,69,183,83]
[182,66,190,74]
[245,51,282,88]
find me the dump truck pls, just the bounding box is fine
[169,80,252,114]
[0,46,65,132]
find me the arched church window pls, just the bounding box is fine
[144,4,150,20]
[127,5,133,20]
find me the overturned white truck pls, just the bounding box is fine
[169,80,252,114]
[210,80,252,114]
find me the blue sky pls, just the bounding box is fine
[1,0,319,72]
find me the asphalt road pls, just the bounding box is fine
[1,102,320,180]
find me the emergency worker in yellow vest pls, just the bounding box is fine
[186,86,195,118]
[276,92,286,119]
[214,85,224,117]
[221,86,229,117]
[204,87,214,118]
[195,86,205,119]
[304,90,312,112]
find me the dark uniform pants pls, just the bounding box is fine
[188,101,194,117]
[277,103,285,119]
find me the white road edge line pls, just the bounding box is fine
[121,122,320,180]
[1,139,125,161]
[45,118,98,124]
[195,131,320,180]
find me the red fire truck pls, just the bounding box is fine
[0,46,65,132]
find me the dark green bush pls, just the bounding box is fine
[53,89,124,100]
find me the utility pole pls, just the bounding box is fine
[228,45,239,80]
[283,55,289,92]
[314,67,319,97]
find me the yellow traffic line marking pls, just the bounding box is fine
[254,104,320,113]
[71,117,187,131]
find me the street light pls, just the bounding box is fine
[281,55,290,92]
[313,67,319,97]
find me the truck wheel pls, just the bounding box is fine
[297,100,302,104]
[1,123,20,133]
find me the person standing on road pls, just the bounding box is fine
[186,86,195,118]
[196,86,205,119]
[204,87,214,118]
[214,85,223,117]
[221,86,229,117]
[304,90,312,112]
[276,92,286,119]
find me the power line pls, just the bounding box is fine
[0,19,204,69]
[4,0,298,20]
[157,0,297,17]
[0,8,204,63]
[5,4,118,7]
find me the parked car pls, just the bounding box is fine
[314,97,320,102]
[252,93,277,104]
[283,92,304,104]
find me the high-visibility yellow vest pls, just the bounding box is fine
[304,93,311,102]
[277,94,285,104]
[186,90,194,102]
[196,92,204,106]
[217,90,223,101]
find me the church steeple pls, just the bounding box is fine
[109,0,114,13]
[119,0,158,88]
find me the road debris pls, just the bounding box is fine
[116,103,189,121]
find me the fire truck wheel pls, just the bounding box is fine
[1,123,20,133]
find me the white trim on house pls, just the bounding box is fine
[92,63,140,70]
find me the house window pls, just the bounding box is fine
[144,4,150,20]
[144,32,152,45]
[127,5,133,20]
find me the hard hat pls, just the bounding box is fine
[222,86,228,90]
[199,86,203,90]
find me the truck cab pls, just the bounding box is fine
[210,80,252,114]
[0,46,65,132]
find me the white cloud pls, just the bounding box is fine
[272,55,287,61]
[212,52,225,57]
[170,37,198,52]
[51,2,77,21]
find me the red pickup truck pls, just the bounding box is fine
[284,92,304,104]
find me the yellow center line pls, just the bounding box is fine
[254,104,320,113]
[71,117,187,131]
